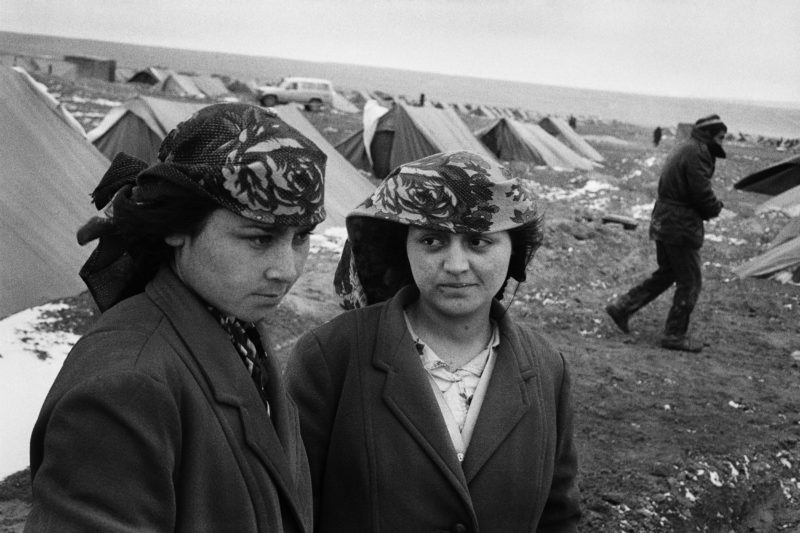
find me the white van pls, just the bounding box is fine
[256,77,334,109]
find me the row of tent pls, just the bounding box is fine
[4,58,796,322]
[336,100,604,179]
[126,67,232,99]
[128,67,360,113]
[0,65,374,318]
[732,155,800,280]
[1,65,609,318]
[352,88,547,122]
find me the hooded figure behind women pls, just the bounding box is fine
[25,103,327,532]
[605,114,726,352]
[286,151,581,533]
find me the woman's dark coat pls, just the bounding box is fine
[286,286,581,533]
[25,267,313,533]
[649,128,724,249]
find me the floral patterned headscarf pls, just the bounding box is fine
[153,103,326,225]
[78,103,327,310]
[334,150,540,309]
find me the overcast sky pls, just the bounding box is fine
[2,0,798,104]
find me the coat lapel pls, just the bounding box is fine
[462,309,536,483]
[146,268,306,528]
[372,287,471,499]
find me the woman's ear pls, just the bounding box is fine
[164,233,187,248]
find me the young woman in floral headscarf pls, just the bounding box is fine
[26,104,326,533]
[286,151,581,533]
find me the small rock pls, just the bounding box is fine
[650,463,672,477]
[600,492,625,505]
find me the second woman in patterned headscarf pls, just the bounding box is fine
[287,150,581,532]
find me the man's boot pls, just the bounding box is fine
[605,303,631,333]
[661,301,701,352]
[660,335,703,353]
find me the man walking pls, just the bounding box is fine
[606,114,727,352]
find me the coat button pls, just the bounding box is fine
[451,524,467,533]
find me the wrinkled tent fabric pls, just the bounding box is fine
[88,96,208,163]
[755,184,800,218]
[395,103,498,166]
[0,65,109,318]
[477,117,547,166]
[13,67,86,136]
[476,117,594,170]
[270,104,376,229]
[336,102,498,180]
[733,236,800,279]
[160,73,205,98]
[361,99,391,166]
[331,91,359,113]
[191,75,230,98]
[522,121,594,171]
[734,154,800,196]
[539,116,605,163]
[770,217,800,248]
[335,128,371,172]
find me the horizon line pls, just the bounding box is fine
[2,29,800,111]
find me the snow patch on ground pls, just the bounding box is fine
[310,227,346,253]
[0,304,79,479]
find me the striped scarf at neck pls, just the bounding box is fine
[207,307,271,416]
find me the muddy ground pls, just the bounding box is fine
[1,73,799,532]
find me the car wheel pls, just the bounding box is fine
[305,99,322,112]
[260,95,278,107]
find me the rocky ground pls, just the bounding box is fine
[1,73,799,532]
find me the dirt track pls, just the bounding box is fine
[1,74,799,532]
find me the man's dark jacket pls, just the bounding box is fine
[649,128,724,249]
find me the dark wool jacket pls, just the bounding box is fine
[25,267,313,533]
[649,128,724,248]
[286,286,581,533]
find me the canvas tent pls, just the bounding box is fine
[89,97,373,229]
[336,101,498,180]
[539,116,604,163]
[192,75,231,98]
[88,95,208,162]
[733,236,800,279]
[476,117,595,171]
[733,213,800,279]
[0,65,109,318]
[331,91,359,113]
[12,67,86,136]
[160,73,205,98]
[755,184,800,218]
[770,217,800,248]
[128,67,170,85]
[734,154,800,196]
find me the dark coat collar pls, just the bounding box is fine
[144,266,308,530]
[372,286,538,489]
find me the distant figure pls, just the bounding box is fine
[653,126,663,147]
[419,92,426,106]
[568,115,577,129]
[605,114,727,352]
